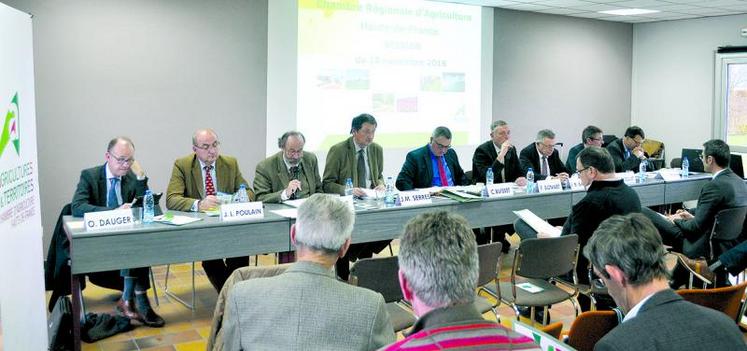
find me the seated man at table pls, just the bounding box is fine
[643,139,747,259]
[565,125,603,173]
[585,213,745,350]
[222,194,395,350]
[396,126,468,190]
[254,131,322,262]
[380,211,539,351]
[166,128,254,292]
[322,113,390,280]
[606,126,649,173]
[519,129,569,182]
[71,137,164,327]
[514,147,641,311]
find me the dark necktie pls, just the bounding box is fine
[357,149,366,188]
[107,178,119,208]
[289,166,300,200]
[204,165,216,196]
[541,156,549,176]
[437,156,449,186]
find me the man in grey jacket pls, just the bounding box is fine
[222,194,395,350]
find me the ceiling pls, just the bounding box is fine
[442,0,747,23]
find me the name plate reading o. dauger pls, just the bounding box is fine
[84,209,134,231]
[398,190,432,207]
[220,202,264,222]
[487,183,514,198]
[537,179,563,193]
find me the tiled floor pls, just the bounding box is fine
[68,235,582,351]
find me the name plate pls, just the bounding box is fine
[568,178,585,191]
[537,179,563,193]
[658,170,681,182]
[84,209,134,231]
[220,201,264,222]
[398,190,432,207]
[487,183,514,198]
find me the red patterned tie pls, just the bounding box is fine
[437,156,449,186]
[204,165,216,196]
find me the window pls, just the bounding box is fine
[714,52,747,152]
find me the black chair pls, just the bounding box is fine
[670,157,682,169]
[475,242,502,321]
[350,256,416,333]
[709,207,747,263]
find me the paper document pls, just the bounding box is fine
[271,208,298,219]
[283,198,307,208]
[513,209,561,237]
[360,188,384,199]
[516,282,544,293]
[154,214,202,226]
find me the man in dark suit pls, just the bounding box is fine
[471,120,527,249]
[644,139,747,258]
[71,137,164,327]
[396,126,468,190]
[519,129,569,182]
[166,128,254,292]
[565,125,603,173]
[605,126,649,172]
[585,213,745,350]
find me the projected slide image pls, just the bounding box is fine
[372,93,394,112]
[442,72,465,92]
[316,69,344,89]
[397,96,418,113]
[420,75,442,92]
[345,69,370,90]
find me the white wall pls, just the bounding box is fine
[632,14,747,163]
[494,9,633,156]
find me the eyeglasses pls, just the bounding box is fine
[194,141,220,151]
[109,153,134,165]
[537,142,556,149]
[433,140,451,150]
[575,166,592,176]
[285,148,303,156]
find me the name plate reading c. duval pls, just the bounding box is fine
[84,209,134,231]
[220,202,264,222]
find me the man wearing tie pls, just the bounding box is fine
[166,128,254,292]
[606,126,649,173]
[519,129,569,182]
[396,126,468,190]
[323,114,388,280]
[71,137,164,327]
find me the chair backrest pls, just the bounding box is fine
[349,256,403,303]
[642,139,664,159]
[670,157,682,169]
[539,321,563,340]
[677,281,747,322]
[477,242,502,287]
[566,310,619,351]
[515,235,579,279]
[711,207,747,241]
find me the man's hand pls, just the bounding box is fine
[130,160,146,179]
[118,203,132,210]
[284,180,302,198]
[556,172,570,182]
[199,195,220,211]
[352,187,367,197]
[633,147,646,159]
[515,177,527,187]
[496,141,512,163]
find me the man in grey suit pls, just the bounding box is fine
[222,194,395,350]
[585,213,745,351]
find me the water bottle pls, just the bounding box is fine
[681,156,689,178]
[384,177,396,208]
[486,167,494,185]
[526,167,535,193]
[638,160,647,183]
[143,190,154,223]
[236,184,249,203]
[345,178,354,196]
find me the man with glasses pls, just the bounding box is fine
[643,139,747,261]
[323,114,389,280]
[606,126,649,173]
[71,137,165,327]
[514,147,640,311]
[519,129,569,182]
[166,128,254,292]
[585,213,744,350]
[565,125,604,173]
[396,126,468,190]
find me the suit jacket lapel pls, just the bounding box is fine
[423,145,433,184]
[275,153,291,187]
[347,137,359,184]
[97,165,108,207]
[191,156,205,198]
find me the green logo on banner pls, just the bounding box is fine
[0,92,21,158]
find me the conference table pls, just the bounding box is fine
[63,173,711,349]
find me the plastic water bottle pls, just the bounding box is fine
[638,160,648,183]
[486,167,494,185]
[345,178,354,196]
[143,190,154,223]
[681,156,689,178]
[236,184,249,203]
[526,167,535,193]
[384,177,396,208]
